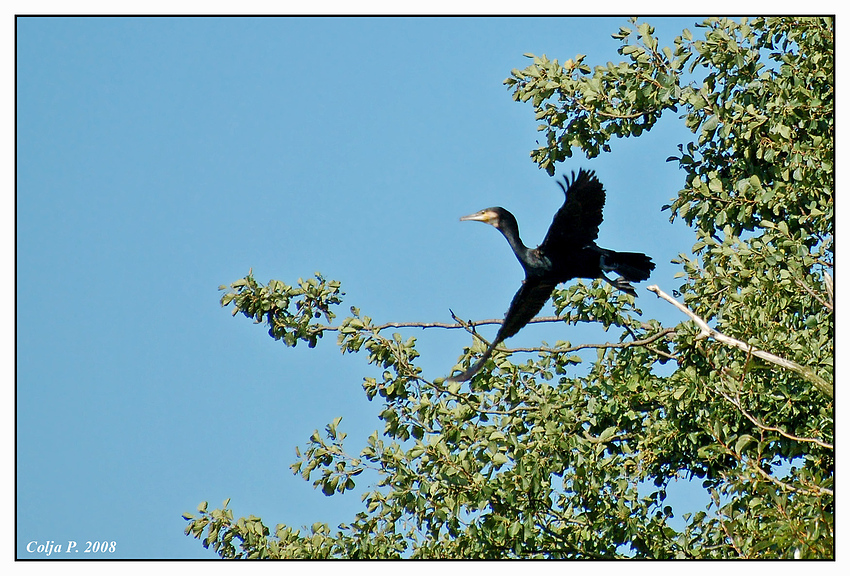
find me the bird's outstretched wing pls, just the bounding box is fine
[495,278,558,343]
[448,278,557,382]
[539,169,606,255]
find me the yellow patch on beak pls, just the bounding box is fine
[460,209,498,225]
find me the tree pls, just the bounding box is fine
[183,17,833,559]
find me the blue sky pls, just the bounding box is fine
[17,16,716,559]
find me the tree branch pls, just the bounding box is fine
[714,385,833,450]
[334,311,677,361]
[503,327,676,357]
[795,277,833,311]
[747,455,834,497]
[646,285,833,398]
[319,315,567,334]
[709,488,746,557]
[824,271,833,307]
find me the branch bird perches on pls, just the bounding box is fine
[449,169,655,382]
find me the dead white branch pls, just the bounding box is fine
[647,285,832,398]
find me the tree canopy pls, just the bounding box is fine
[183,17,833,559]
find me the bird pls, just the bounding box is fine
[448,169,655,382]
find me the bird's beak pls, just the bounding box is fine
[460,210,496,225]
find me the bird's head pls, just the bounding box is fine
[459,207,511,229]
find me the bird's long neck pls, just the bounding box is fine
[496,213,536,270]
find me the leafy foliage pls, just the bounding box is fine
[184,17,833,559]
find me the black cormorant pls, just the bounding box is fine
[448,169,654,382]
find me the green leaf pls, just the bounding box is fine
[491,452,509,466]
[708,177,723,193]
[598,426,617,442]
[702,114,719,134]
[735,434,755,454]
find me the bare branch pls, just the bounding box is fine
[712,435,834,500]
[715,386,833,450]
[647,285,833,398]
[824,271,833,308]
[318,315,567,334]
[748,456,834,497]
[504,327,676,357]
[795,277,833,311]
[333,311,677,361]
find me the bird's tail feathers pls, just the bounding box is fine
[602,251,655,282]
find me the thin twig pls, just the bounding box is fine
[504,327,676,355]
[795,278,833,311]
[709,487,746,557]
[713,435,834,500]
[715,386,833,450]
[317,315,567,333]
[824,272,833,306]
[444,310,677,361]
[748,457,834,497]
